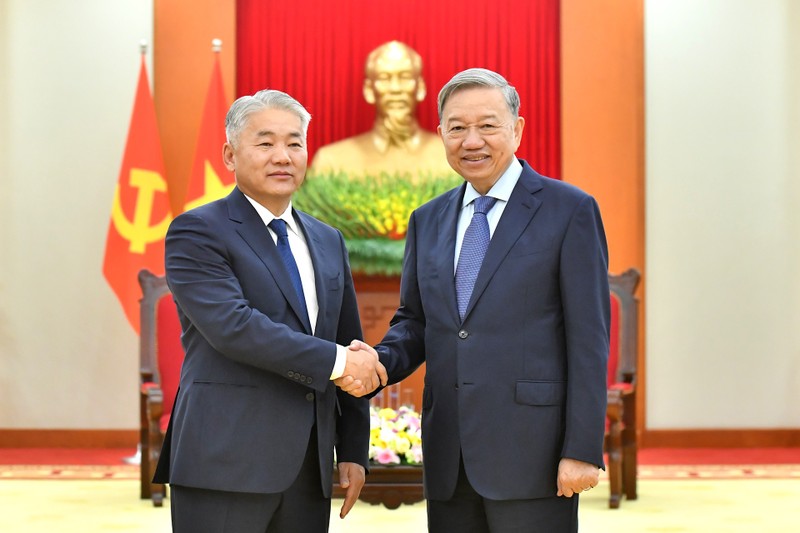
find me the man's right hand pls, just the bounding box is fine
[338,340,387,397]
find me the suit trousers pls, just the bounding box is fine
[170,426,331,533]
[426,456,578,533]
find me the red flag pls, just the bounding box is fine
[183,55,234,212]
[103,54,172,333]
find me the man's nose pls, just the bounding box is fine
[272,146,291,164]
[462,127,484,148]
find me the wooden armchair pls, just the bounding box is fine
[605,268,641,508]
[138,269,184,507]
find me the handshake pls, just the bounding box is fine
[336,340,387,397]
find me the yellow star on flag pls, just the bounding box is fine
[184,160,235,212]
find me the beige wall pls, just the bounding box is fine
[644,0,800,429]
[561,0,646,433]
[0,0,152,428]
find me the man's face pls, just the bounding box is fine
[223,107,307,213]
[368,52,420,119]
[437,87,524,194]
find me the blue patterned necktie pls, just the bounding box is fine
[268,218,309,323]
[455,195,497,320]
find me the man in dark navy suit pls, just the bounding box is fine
[154,89,387,532]
[342,69,610,532]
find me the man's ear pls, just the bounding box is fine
[222,143,236,171]
[363,80,376,105]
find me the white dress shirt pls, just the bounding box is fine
[243,194,347,379]
[454,158,523,271]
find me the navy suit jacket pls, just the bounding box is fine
[153,187,369,496]
[378,160,610,501]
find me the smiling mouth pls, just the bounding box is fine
[463,155,489,162]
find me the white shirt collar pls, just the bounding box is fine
[461,158,523,208]
[242,194,301,236]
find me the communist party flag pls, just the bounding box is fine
[102,53,172,333]
[183,53,234,212]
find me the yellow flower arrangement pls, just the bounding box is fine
[294,171,462,275]
[369,405,423,466]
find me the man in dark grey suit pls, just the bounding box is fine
[154,89,387,532]
[342,69,610,532]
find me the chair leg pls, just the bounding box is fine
[145,393,167,507]
[605,397,624,509]
[622,428,638,501]
[606,429,623,508]
[147,433,166,507]
[139,393,151,499]
[151,483,165,507]
[621,393,638,501]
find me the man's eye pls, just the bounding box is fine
[481,124,498,130]
[450,126,464,133]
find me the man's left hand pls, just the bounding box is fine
[337,461,366,518]
[556,457,600,498]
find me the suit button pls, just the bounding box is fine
[287,371,295,378]
[300,374,307,382]
[306,377,313,385]
[458,330,469,339]
[306,392,315,402]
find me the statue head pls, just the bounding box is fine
[363,41,426,129]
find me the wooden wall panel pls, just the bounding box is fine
[355,279,425,412]
[154,0,236,216]
[561,0,646,439]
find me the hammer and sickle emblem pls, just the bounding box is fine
[111,168,172,254]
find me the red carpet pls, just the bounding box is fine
[1,447,799,480]
[0,448,137,466]
[637,447,800,465]
[0,448,139,480]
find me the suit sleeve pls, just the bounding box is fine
[165,211,337,392]
[332,230,371,468]
[375,210,428,383]
[559,195,611,469]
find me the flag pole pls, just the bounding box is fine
[182,38,233,212]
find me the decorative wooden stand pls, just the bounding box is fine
[333,465,424,509]
[354,275,426,410]
[340,276,425,509]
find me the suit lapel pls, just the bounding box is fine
[227,189,313,334]
[294,210,328,336]
[462,163,544,321]
[436,185,466,326]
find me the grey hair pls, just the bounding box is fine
[437,68,520,121]
[225,89,312,147]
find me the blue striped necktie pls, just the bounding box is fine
[268,218,309,323]
[455,195,497,320]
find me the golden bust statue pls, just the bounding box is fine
[309,41,454,180]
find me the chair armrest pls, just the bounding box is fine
[608,382,635,394]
